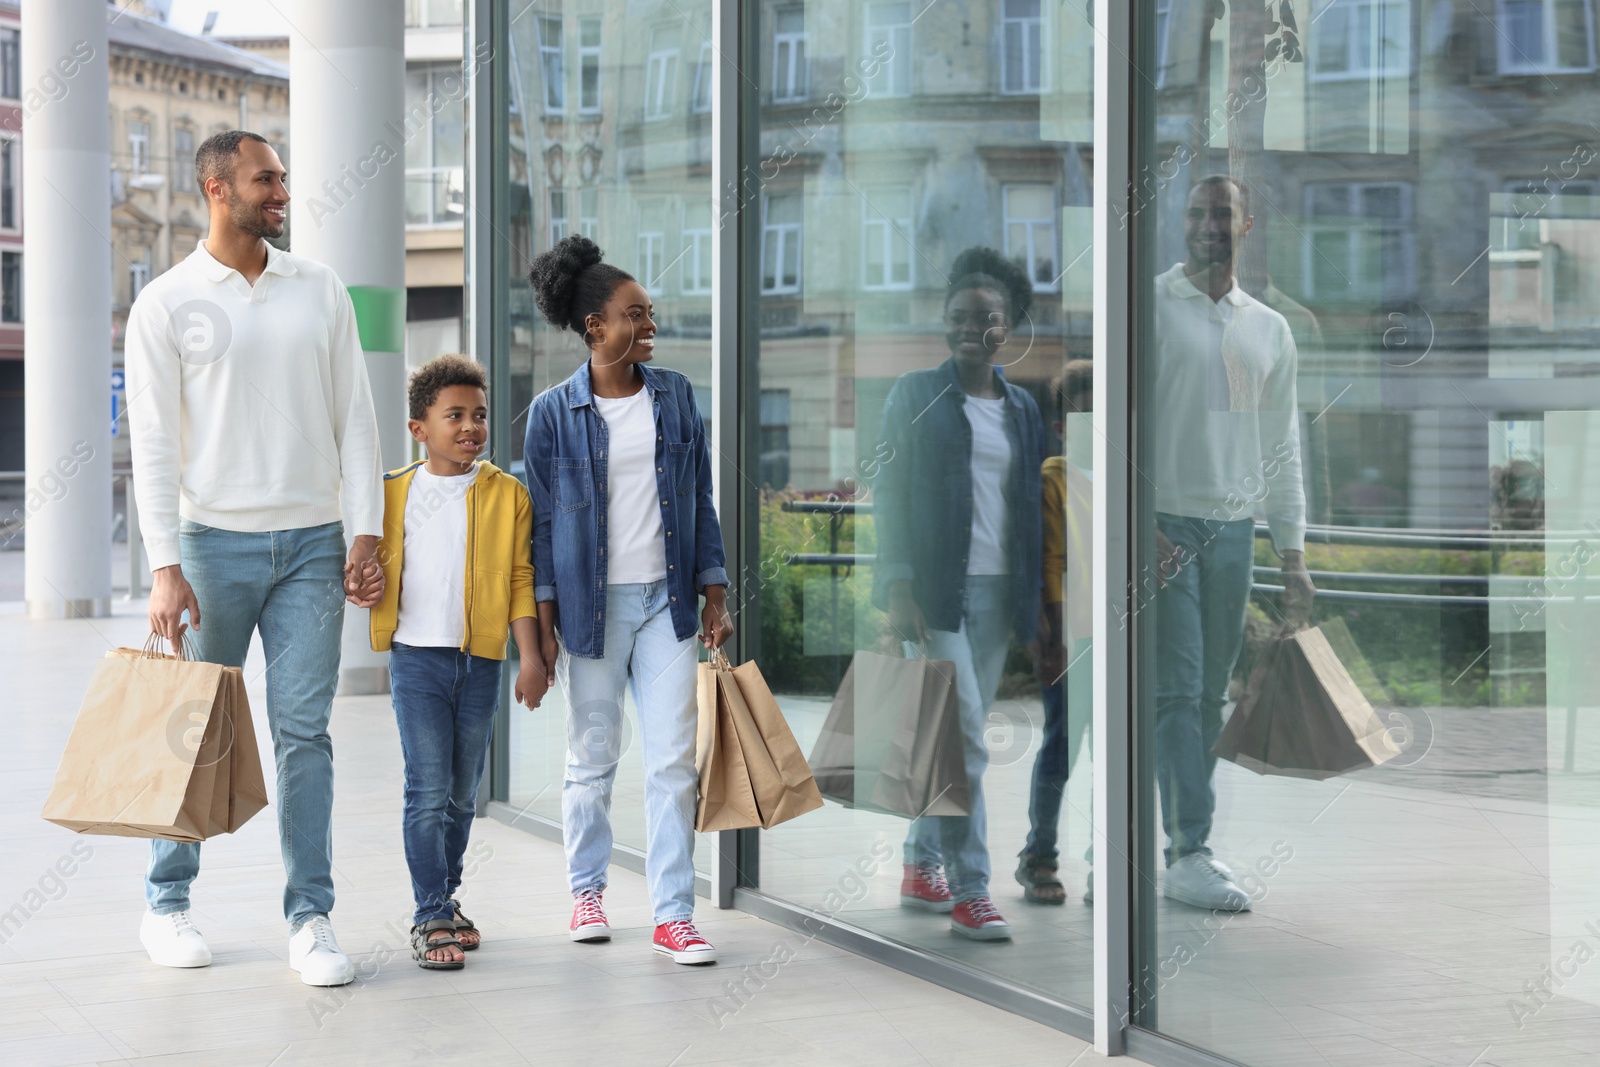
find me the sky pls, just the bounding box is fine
[158,0,292,38]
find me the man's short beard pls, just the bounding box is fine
[225,186,283,239]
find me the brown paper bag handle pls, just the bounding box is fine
[141,631,198,661]
[710,646,734,671]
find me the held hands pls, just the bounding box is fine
[515,608,560,710]
[515,657,552,709]
[344,535,385,608]
[700,585,733,650]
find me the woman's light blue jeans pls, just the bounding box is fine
[559,581,700,924]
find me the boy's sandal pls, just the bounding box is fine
[449,898,480,951]
[411,919,465,969]
[1016,853,1068,905]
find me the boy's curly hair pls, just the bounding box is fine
[408,354,488,420]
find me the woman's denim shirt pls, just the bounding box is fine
[524,361,728,658]
[871,357,1044,643]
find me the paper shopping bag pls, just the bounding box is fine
[1213,621,1402,780]
[809,650,970,818]
[42,639,267,841]
[695,651,824,831]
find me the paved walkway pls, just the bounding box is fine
[1,599,1107,1067]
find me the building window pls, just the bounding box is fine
[1304,182,1415,301]
[691,40,714,113]
[761,194,802,294]
[405,66,466,227]
[579,18,602,113]
[0,138,16,230]
[1496,178,1598,251]
[579,187,599,239]
[861,186,914,290]
[128,120,150,175]
[129,250,151,303]
[638,200,667,286]
[772,8,808,102]
[1004,184,1058,292]
[1498,0,1596,74]
[1001,0,1044,94]
[682,202,713,295]
[759,388,792,489]
[548,189,568,249]
[1311,0,1410,80]
[0,250,18,322]
[406,0,463,28]
[645,26,680,120]
[865,2,913,97]
[537,17,566,113]
[0,28,18,101]
[1154,0,1172,86]
[172,127,195,193]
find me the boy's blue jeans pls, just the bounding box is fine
[389,642,503,926]
[1025,637,1092,862]
[146,520,345,931]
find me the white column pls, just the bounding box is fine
[22,0,112,619]
[290,0,406,693]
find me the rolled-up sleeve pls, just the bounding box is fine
[525,399,558,604]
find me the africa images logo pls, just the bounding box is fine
[171,299,233,367]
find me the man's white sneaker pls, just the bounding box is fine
[140,909,212,968]
[289,915,356,986]
[1163,854,1252,912]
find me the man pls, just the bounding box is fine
[1149,175,1315,912]
[125,131,385,985]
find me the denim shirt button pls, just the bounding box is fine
[670,596,677,602]
[666,531,672,537]
[668,565,674,570]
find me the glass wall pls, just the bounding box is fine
[500,0,714,864]
[483,0,1600,1060]
[1131,0,1600,1063]
[745,0,1097,1005]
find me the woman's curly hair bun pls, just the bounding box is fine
[527,234,633,342]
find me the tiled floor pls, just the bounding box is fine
[1,599,1105,1067]
[504,660,1600,1066]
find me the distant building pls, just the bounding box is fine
[104,6,291,469]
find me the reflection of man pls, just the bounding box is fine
[1150,176,1314,912]
[126,131,384,983]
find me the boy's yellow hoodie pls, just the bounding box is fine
[368,460,537,660]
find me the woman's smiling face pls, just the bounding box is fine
[588,279,657,367]
[944,286,1009,364]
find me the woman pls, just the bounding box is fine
[873,246,1046,941]
[524,235,733,964]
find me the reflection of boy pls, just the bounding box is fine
[1018,362,1094,905]
[369,356,549,968]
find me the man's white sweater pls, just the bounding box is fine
[124,240,384,571]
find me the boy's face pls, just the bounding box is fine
[409,384,488,471]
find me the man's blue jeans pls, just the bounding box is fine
[1154,514,1256,867]
[902,574,1013,903]
[146,520,346,930]
[1025,637,1092,862]
[389,642,503,926]
[560,581,700,924]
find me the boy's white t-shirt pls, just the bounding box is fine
[964,395,1012,576]
[393,464,475,648]
[594,388,669,585]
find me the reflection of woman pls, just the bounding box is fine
[872,247,1045,941]
[523,236,733,964]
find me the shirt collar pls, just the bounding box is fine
[569,360,659,408]
[938,356,1011,402]
[1162,262,1249,306]
[190,238,297,283]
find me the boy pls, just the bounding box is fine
[370,355,553,968]
[1017,361,1094,905]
